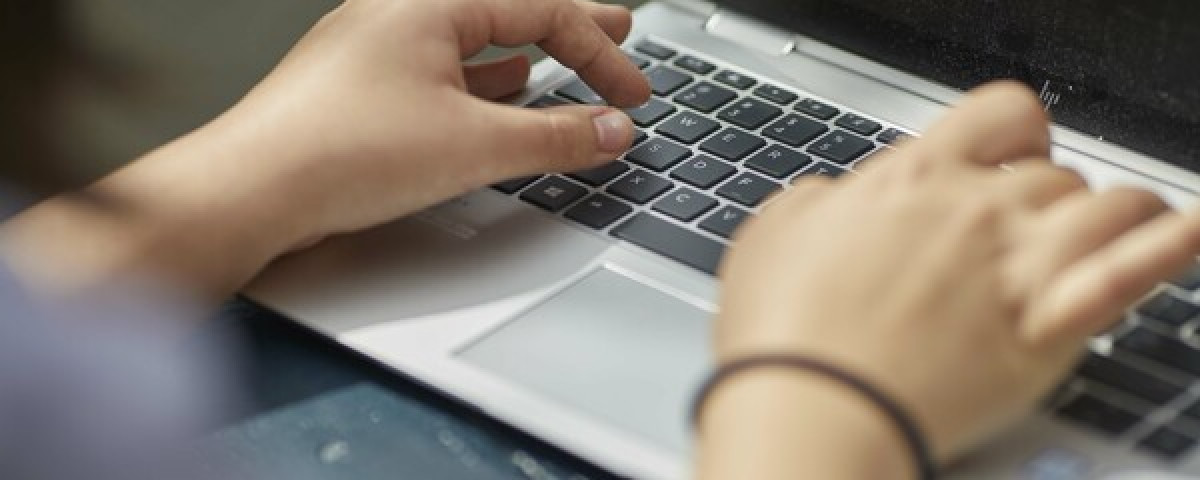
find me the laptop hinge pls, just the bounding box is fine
[703,8,795,56]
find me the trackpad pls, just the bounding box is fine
[458,267,713,452]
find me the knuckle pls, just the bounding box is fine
[956,196,1005,229]
[542,113,592,167]
[550,0,581,25]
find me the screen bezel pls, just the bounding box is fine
[719,1,1200,174]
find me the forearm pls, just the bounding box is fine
[696,368,915,480]
[0,118,306,303]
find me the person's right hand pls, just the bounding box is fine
[2,0,650,299]
[699,82,1200,479]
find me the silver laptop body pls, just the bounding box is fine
[246,1,1200,478]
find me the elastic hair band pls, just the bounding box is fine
[690,353,938,480]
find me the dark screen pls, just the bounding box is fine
[723,0,1200,173]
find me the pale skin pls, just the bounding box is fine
[4,1,1200,479]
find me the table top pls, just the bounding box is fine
[198,298,620,480]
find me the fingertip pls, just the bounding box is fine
[974,81,1045,117]
[981,81,1052,146]
[610,79,652,108]
[922,80,1053,166]
[580,0,634,42]
[592,108,634,154]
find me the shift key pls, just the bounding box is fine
[613,213,726,275]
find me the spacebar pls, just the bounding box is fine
[612,213,725,275]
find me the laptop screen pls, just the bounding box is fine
[722,0,1200,175]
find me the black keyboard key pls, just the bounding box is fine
[807,130,875,165]
[1077,354,1183,405]
[613,213,726,275]
[718,97,783,130]
[625,137,691,171]
[765,114,829,147]
[675,55,716,75]
[625,98,677,127]
[492,175,542,194]
[745,145,813,179]
[635,40,676,60]
[877,128,913,145]
[1057,394,1140,436]
[634,129,648,146]
[754,84,798,105]
[794,161,846,180]
[1137,291,1200,327]
[519,176,587,212]
[675,82,737,113]
[607,170,673,204]
[527,95,569,108]
[1184,401,1200,421]
[1117,328,1200,376]
[645,65,693,96]
[653,188,718,222]
[565,194,633,229]
[714,70,757,90]
[700,128,766,161]
[700,205,752,239]
[717,172,780,207]
[556,79,605,105]
[795,98,840,120]
[1139,428,1197,459]
[835,113,883,136]
[625,52,651,70]
[569,161,629,187]
[656,112,720,144]
[671,155,737,189]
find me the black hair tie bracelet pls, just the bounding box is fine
[690,353,938,480]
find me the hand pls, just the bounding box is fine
[1,0,650,299]
[209,0,650,247]
[700,83,1200,478]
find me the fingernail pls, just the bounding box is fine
[593,109,631,154]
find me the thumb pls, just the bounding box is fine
[482,102,635,179]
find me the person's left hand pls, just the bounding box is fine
[167,0,651,250]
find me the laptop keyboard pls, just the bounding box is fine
[495,39,902,275]
[1060,277,1200,461]
[491,37,1200,461]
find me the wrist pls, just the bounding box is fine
[1,118,308,300]
[106,119,311,286]
[697,365,916,480]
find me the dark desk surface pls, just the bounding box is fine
[198,298,620,480]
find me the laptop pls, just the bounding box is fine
[245,0,1200,477]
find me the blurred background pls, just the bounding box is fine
[59,0,645,181]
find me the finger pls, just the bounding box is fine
[452,0,650,107]
[464,55,532,100]
[1023,208,1200,345]
[992,160,1087,209]
[1011,187,1167,304]
[479,102,635,179]
[576,0,634,45]
[914,81,1052,167]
